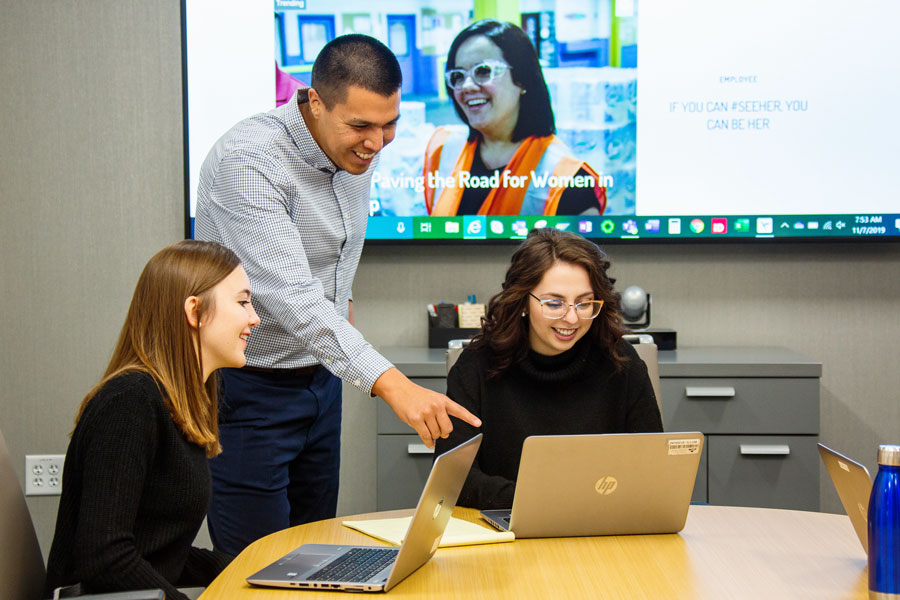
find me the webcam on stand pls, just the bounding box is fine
[620,286,677,350]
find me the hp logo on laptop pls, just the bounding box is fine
[595,476,618,495]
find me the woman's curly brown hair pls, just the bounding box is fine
[470,228,626,377]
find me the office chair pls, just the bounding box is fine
[445,338,471,374]
[1,426,172,600]
[625,334,663,424]
[0,425,46,600]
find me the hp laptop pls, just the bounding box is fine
[481,432,703,538]
[818,443,872,552]
[247,434,482,592]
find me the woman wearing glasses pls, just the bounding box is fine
[423,20,606,217]
[434,228,662,509]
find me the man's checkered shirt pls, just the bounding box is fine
[195,96,393,394]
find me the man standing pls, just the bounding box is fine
[195,34,480,556]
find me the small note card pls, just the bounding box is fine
[457,303,485,328]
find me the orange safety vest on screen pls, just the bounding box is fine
[423,127,606,216]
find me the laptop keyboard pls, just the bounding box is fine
[308,547,399,582]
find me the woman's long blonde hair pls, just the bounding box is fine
[75,240,241,457]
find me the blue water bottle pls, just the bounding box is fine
[869,444,900,599]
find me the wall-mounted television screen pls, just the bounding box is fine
[183,0,900,242]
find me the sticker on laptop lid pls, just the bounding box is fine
[668,439,701,455]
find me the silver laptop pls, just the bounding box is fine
[818,443,872,552]
[247,434,482,592]
[481,432,703,538]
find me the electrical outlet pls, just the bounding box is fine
[25,454,65,496]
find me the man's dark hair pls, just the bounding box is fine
[445,20,555,142]
[311,34,403,108]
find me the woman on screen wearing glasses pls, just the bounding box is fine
[423,20,606,217]
[45,241,259,600]
[434,228,662,509]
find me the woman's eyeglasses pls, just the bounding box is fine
[529,293,604,320]
[444,60,512,90]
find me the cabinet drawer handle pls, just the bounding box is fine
[685,386,736,398]
[740,444,790,456]
[407,444,435,455]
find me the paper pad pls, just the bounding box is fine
[342,516,514,547]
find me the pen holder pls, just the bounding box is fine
[428,303,479,348]
[434,303,458,328]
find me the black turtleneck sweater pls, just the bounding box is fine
[434,338,663,509]
[45,372,232,600]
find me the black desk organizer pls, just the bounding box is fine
[428,303,479,348]
[428,327,480,349]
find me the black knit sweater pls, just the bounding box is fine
[45,372,231,599]
[434,338,663,509]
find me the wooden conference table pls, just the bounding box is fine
[200,505,868,599]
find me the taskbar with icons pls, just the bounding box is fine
[365,214,900,241]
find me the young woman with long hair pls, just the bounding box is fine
[434,228,662,508]
[45,240,259,599]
